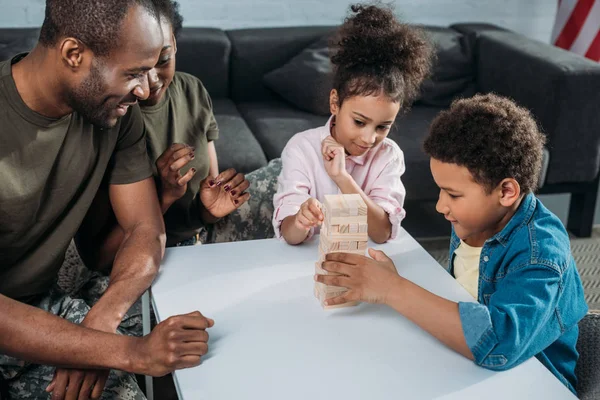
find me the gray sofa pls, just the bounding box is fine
[2,23,600,237]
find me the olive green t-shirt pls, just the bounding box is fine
[141,71,219,246]
[0,54,153,301]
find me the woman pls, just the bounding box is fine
[76,0,250,269]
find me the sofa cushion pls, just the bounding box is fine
[175,28,230,99]
[237,101,328,161]
[212,99,267,173]
[227,26,335,103]
[0,28,39,61]
[417,26,477,107]
[390,106,446,201]
[260,26,476,113]
[263,35,332,115]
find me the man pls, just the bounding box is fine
[0,1,213,399]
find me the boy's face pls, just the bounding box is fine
[430,158,511,247]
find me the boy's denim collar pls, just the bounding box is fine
[488,193,536,247]
[450,193,536,248]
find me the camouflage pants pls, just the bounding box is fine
[0,252,146,399]
[210,158,282,243]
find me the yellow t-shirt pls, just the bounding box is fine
[453,240,482,299]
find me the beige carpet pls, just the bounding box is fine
[417,229,600,311]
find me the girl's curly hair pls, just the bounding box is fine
[330,3,433,109]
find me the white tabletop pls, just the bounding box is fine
[151,229,576,400]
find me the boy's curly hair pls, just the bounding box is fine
[330,3,432,110]
[423,94,546,194]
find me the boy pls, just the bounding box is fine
[315,94,588,394]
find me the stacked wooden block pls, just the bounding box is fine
[315,194,368,309]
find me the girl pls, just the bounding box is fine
[273,3,432,245]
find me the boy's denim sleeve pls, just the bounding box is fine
[458,264,563,370]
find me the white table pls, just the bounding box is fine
[151,229,576,400]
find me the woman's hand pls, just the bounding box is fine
[155,143,196,212]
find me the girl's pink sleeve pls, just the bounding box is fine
[272,144,315,240]
[367,148,407,240]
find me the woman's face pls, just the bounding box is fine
[140,17,177,107]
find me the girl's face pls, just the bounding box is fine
[329,89,400,157]
[140,17,177,107]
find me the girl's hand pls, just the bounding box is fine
[315,248,400,305]
[200,169,250,218]
[321,135,347,182]
[294,198,324,231]
[156,143,196,210]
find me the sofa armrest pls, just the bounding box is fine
[474,30,600,185]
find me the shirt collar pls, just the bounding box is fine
[488,192,537,246]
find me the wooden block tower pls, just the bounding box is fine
[315,194,368,309]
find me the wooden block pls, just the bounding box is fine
[357,241,367,250]
[349,241,358,251]
[327,215,367,225]
[339,224,349,234]
[315,261,343,276]
[324,195,342,217]
[330,224,339,233]
[339,241,350,250]
[323,300,359,310]
[349,223,359,234]
[359,223,367,233]
[315,282,347,296]
[326,234,368,242]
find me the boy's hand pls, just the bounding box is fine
[200,168,250,219]
[294,198,324,231]
[321,135,348,183]
[156,143,196,211]
[315,249,400,305]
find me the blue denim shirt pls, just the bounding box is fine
[449,193,588,393]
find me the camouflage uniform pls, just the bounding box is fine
[0,243,146,400]
[0,159,283,398]
[210,158,282,243]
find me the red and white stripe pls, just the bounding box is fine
[552,0,600,61]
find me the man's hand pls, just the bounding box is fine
[46,309,119,400]
[315,249,400,305]
[200,169,250,219]
[156,143,196,212]
[321,135,348,183]
[135,311,214,377]
[294,198,324,231]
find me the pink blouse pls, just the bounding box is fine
[272,118,406,241]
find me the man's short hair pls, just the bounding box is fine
[424,93,546,194]
[39,0,159,56]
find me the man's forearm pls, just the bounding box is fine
[89,224,165,329]
[0,294,138,371]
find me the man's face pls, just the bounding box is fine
[66,4,163,128]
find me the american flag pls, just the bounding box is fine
[552,0,600,61]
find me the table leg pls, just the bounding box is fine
[142,290,153,400]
